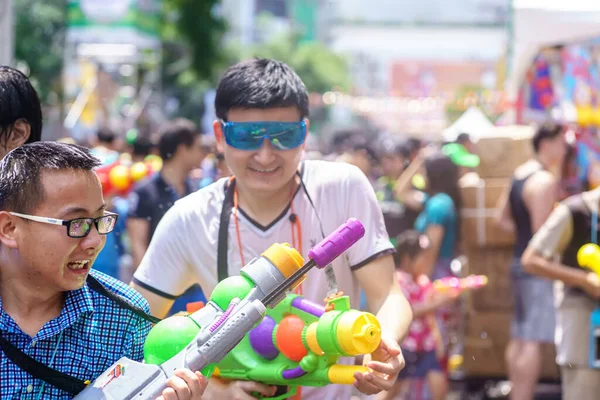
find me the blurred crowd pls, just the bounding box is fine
[4,58,591,399]
[64,119,581,400]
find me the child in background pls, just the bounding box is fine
[376,230,461,400]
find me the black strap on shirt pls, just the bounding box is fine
[216,174,309,399]
[0,330,88,395]
[217,178,236,282]
[0,275,162,395]
[217,165,311,283]
[86,275,162,324]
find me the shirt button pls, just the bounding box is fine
[26,384,33,393]
[30,340,36,347]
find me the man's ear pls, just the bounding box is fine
[6,120,31,152]
[0,212,20,249]
[213,120,225,153]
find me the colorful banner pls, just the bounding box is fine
[526,54,555,111]
[562,45,600,107]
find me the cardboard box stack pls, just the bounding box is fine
[458,125,559,379]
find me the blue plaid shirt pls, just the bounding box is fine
[1,270,152,399]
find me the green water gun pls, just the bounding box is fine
[212,292,382,399]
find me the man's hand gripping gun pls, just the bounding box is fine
[73,219,366,399]
[210,290,382,399]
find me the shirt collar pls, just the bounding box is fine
[37,283,95,341]
[0,282,95,339]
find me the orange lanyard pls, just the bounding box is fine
[233,183,303,295]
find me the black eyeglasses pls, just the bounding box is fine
[9,212,119,238]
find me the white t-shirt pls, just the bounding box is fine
[133,159,394,399]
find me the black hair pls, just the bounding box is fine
[97,127,116,144]
[0,141,101,214]
[396,230,431,260]
[379,138,411,159]
[0,66,43,146]
[532,122,563,153]
[349,134,379,165]
[408,138,421,152]
[329,130,357,154]
[424,152,462,247]
[456,133,472,145]
[132,136,155,158]
[215,58,309,121]
[157,118,200,161]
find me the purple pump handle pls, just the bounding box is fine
[308,218,365,268]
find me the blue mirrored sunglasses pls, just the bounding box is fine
[221,120,307,151]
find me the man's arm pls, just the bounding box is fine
[522,247,593,289]
[412,224,444,278]
[525,171,559,233]
[394,154,426,211]
[130,283,176,318]
[129,203,195,319]
[353,254,412,343]
[495,185,515,234]
[521,202,595,290]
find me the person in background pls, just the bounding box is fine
[0,66,43,156]
[395,150,461,280]
[376,138,423,246]
[92,194,128,280]
[496,122,566,400]
[521,186,600,400]
[189,134,217,189]
[454,132,476,154]
[407,138,423,163]
[127,118,208,313]
[575,127,600,191]
[131,135,156,163]
[130,58,410,400]
[442,140,481,179]
[359,138,425,312]
[559,143,584,200]
[376,230,460,400]
[198,152,231,189]
[90,127,120,165]
[345,137,379,184]
[327,130,356,159]
[394,149,462,376]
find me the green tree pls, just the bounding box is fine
[238,16,351,93]
[13,0,66,105]
[160,0,228,121]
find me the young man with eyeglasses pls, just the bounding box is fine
[131,58,412,400]
[0,142,206,400]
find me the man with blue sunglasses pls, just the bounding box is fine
[132,58,413,400]
[220,120,308,151]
